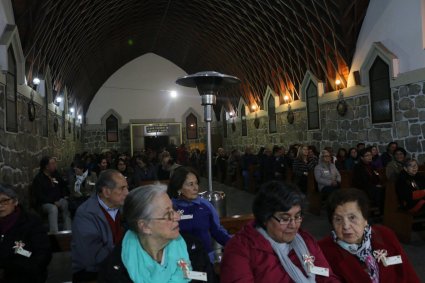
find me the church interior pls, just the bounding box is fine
[1,0,425,282]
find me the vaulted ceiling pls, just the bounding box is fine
[11,0,369,117]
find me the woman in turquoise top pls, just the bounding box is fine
[98,184,214,282]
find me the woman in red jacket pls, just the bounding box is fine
[220,181,340,283]
[319,188,420,283]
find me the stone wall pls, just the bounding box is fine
[222,81,425,164]
[0,84,82,207]
[82,125,131,154]
[82,124,218,154]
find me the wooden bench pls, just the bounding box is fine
[383,181,425,243]
[220,214,254,234]
[339,170,353,189]
[307,171,321,216]
[49,230,72,253]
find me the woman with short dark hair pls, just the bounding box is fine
[352,148,385,213]
[221,181,339,283]
[168,167,230,262]
[0,184,52,283]
[319,188,420,283]
[396,158,425,214]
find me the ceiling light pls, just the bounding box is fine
[170,90,177,98]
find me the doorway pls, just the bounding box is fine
[144,136,169,152]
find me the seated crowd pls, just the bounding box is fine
[0,140,424,282]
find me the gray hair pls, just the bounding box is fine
[95,169,120,193]
[0,183,18,200]
[124,184,168,233]
[320,149,331,160]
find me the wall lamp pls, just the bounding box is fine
[54,96,62,106]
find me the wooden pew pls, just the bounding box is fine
[383,182,415,243]
[383,181,425,243]
[339,170,353,189]
[307,171,321,216]
[49,230,72,253]
[220,214,254,234]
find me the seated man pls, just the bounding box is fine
[31,156,71,233]
[71,169,128,282]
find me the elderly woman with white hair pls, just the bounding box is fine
[314,149,341,199]
[98,184,214,282]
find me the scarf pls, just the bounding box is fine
[0,206,20,234]
[257,227,315,283]
[74,170,88,195]
[332,225,379,283]
[121,230,191,283]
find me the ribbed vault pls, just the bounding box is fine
[11,0,369,117]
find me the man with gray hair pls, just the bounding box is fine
[71,169,128,282]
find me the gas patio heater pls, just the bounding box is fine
[176,71,240,214]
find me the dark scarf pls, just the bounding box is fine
[0,206,20,235]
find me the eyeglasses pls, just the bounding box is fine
[149,208,182,222]
[272,214,303,225]
[0,198,13,206]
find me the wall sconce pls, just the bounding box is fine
[54,96,62,106]
[251,104,257,111]
[283,94,294,124]
[33,77,40,85]
[335,79,347,116]
[77,114,82,123]
[69,107,75,115]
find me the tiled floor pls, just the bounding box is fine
[47,179,425,282]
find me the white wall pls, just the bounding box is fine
[86,53,203,124]
[349,0,425,86]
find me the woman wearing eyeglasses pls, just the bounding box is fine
[98,184,214,282]
[0,184,52,283]
[314,149,341,200]
[168,166,231,262]
[318,188,419,283]
[220,181,339,283]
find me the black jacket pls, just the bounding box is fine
[98,233,216,283]
[396,170,425,210]
[0,208,52,283]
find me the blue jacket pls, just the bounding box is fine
[71,194,116,273]
[172,197,231,260]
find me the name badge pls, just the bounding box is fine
[323,170,330,174]
[180,214,193,220]
[383,255,402,266]
[16,248,32,257]
[88,181,95,186]
[52,179,59,184]
[186,271,207,281]
[310,265,329,277]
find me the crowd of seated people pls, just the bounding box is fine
[1,139,424,282]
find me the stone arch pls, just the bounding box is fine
[101,109,122,126]
[181,107,202,126]
[263,86,279,112]
[300,70,324,102]
[360,42,399,86]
